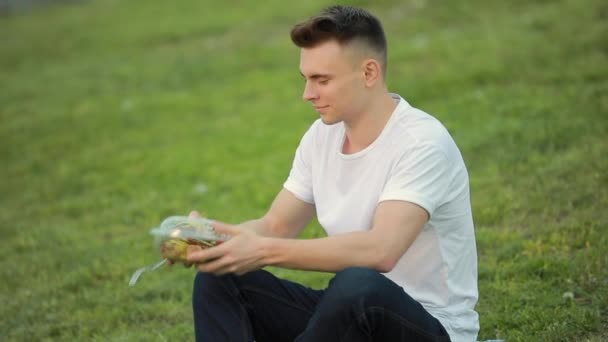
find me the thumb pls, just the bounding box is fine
[211,221,240,237]
[189,210,203,218]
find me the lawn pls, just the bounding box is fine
[1,0,606,341]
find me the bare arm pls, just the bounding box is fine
[189,198,428,275]
[236,188,316,238]
[262,200,428,273]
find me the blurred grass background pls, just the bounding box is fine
[1,0,606,341]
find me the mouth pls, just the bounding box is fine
[314,105,329,112]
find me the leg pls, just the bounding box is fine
[192,270,324,342]
[295,267,451,342]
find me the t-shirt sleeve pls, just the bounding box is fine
[283,125,315,204]
[379,143,451,217]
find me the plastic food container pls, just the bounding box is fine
[150,216,229,262]
[129,215,229,286]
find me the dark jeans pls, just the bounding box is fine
[192,267,451,342]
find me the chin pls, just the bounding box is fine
[320,116,341,125]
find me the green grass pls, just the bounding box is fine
[1,0,606,341]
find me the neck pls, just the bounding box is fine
[342,92,397,154]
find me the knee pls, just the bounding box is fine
[193,271,217,293]
[193,272,211,300]
[333,267,385,289]
[192,272,236,302]
[192,270,270,302]
[335,266,382,279]
[327,267,387,305]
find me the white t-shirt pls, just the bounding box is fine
[283,94,479,342]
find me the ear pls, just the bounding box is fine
[362,58,382,87]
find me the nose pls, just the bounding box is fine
[302,81,318,102]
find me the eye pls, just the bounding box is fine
[319,79,329,85]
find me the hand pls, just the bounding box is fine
[186,221,267,275]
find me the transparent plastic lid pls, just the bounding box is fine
[149,216,229,244]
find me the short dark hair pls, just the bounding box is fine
[290,5,387,71]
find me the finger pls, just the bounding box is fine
[211,221,240,237]
[196,256,235,275]
[187,244,226,264]
[186,244,204,261]
[187,244,203,253]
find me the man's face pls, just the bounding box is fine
[299,39,367,125]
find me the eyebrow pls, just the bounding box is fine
[300,72,332,80]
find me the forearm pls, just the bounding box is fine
[192,200,425,276]
[261,231,395,273]
[237,218,275,237]
[234,189,314,239]
[237,216,300,239]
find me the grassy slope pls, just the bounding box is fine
[1,0,606,340]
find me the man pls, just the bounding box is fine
[186,5,479,342]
